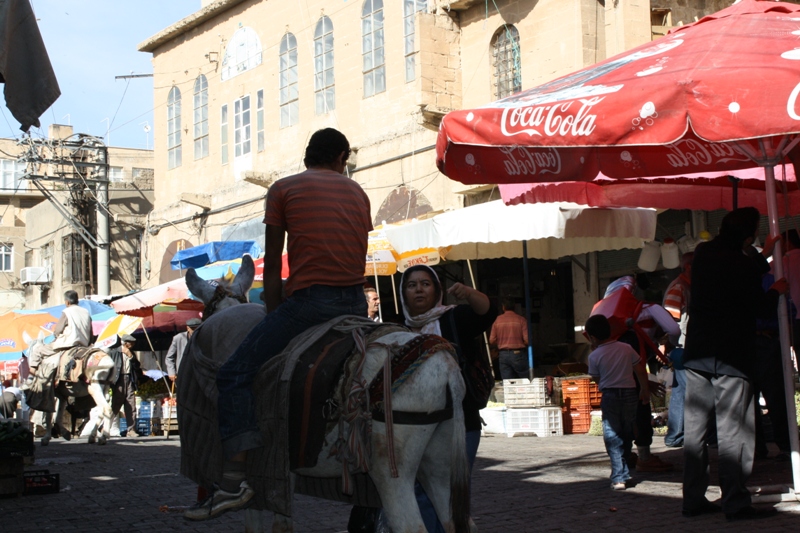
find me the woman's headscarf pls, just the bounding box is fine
[399,265,455,336]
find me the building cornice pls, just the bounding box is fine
[137,0,248,53]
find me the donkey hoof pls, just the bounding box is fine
[97,436,108,445]
[40,438,50,447]
[88,435,96,444]
[62,431,71,441]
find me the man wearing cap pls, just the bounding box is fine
[166,318,201,382]
[110,335,140,436]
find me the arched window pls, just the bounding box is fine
[362,0,385,97]
[279,33,299,128]
[403,0,427,82]
[222,27,263,81]
[314,16,335,114]
[193,75,208,160]
[492,26,521,99]
[167,87,182,169]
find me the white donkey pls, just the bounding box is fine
[181,256,472,533]
[32,263,254,447]
[31,345,118,446]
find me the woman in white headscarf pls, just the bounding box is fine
[400,264,496,532]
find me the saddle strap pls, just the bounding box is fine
[372,386,453,425]
[382,352,398,478]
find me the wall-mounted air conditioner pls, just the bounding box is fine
[20,267,50,285]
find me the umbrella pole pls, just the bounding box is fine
[522,242,535,381]
[391,273,399,315]
[372,258,383,322]
[729,176,740,210]
[763,164,800,492]
[466,259,493,373]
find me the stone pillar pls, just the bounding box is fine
[605,0,652,58]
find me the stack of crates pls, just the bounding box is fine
[560,378,597,434]
[161,398,179,436]
[135,400,162,436]
[503,378,563,437]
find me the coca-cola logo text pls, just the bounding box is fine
[500,146,562,177]
[501,97,604,138]
[665,139,750,169]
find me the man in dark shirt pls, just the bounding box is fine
[681,207,787,521]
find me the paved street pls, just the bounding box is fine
[1,432,798,532]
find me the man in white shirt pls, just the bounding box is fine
[29,290,92,373]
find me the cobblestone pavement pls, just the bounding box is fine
[1,432,798,532]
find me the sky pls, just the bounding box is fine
[3,1,201,149]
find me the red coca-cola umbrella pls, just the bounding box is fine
[437,0,800,488]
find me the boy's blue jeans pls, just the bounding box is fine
[601,388,639,484]
[216,284,367,458]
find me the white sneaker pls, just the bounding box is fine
[183,481,254,521]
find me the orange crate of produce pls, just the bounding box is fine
[589,382,602,408]
[562,406,592,434]
[561,378,591,408]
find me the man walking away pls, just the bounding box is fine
[490,298,529,380]
[682,207,787,521]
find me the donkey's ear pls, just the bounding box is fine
[186,268,217,305]
[230,255,255,299]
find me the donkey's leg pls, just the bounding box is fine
[417,419,456,533]
[87,382,113,445]
[369,423,435,533]
[40,408,52,446]
[54,391,71,441]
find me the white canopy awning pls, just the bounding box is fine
[384,200,656,261]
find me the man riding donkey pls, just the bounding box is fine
[27,290,92,375]
[185,128,373,521]
[25,290,92,434]
[589,276,679,474]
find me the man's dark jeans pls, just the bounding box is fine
[499,349,528,380]
[217,284,367,458]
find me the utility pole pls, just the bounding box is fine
[18,134,111,298]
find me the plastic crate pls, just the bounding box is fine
[479,407,507,435]
[561,378,592,409]
[589,382,602,408]
[503,379,553,408]
[136,400,162,420]
[562,405,592,434]
[135,419,152,436]
[24,470,59,495]
[506,407,563,437]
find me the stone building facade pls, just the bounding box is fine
[0,139,44,313]
[138,0,639,286]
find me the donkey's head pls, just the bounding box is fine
[186,254,256,320]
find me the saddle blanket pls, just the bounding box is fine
[179,312,452,517]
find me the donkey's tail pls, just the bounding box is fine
[448,365,470,533]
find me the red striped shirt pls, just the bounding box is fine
[489,310,528,349]
[264,168,372,296]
